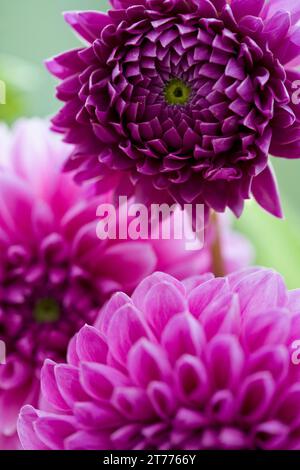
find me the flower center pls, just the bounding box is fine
[164,78,191,106]
[33,298,60,323]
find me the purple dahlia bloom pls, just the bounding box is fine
[47,0,300,217]
[19,268,300,450]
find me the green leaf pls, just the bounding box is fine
[0,54,40,124]
[235,201,300,289]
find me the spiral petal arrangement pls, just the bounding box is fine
[47,0,300,217]
[19,269,300,450]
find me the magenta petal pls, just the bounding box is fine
[207,334,244,390]
[132,272,185,311]
[41,360,69,411]
[238,372,275,424]
[275,385,300,425]
[243,309,290,352]
[230,269,287,316]
[288,289,300,312]
[161,313,206,364]
[252,165,283,218]
[231,0,264,20]
[54,365,89,407]
[67,335,80,367]
[188,278,229,317]
[175,355,209,405]
[17,406,49,450]
[144,281,187,338]
[45,49,83,79]
[33,415,75,450]
[107,303,151,366]
[253,420,289,450]
[248,346,289,384]
[112,386,154,421]
[76,325,108,363]
[148,382,175,419]
[80,362,128,400]
[65,430,112,450]
[74,401,123,429]
[97,292,132,335]
[128,339,171,387]
[63,11,111,43]
[200,293,240,339]
[0,382,38,437]
[100,242,157,291]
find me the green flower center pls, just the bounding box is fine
[33,298,60,323]
[164,78,191,106]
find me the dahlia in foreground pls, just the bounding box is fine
[47,0,300,217]
[19,268,300,450]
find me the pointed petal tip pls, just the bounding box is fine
[62,10,79,22]
[252,165,284,219]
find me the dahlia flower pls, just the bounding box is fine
[19,268,300,450]
[47,0,300,218]
[0,119,155,448]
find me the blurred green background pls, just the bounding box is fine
[1,0,300,286]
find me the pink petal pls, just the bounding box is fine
[207,334,245,390]
[107,303,151,366]
[144,281,187,338]
[238,372,275,424]
[80,362,128,400]
[33,415,75,450]
[76,325,108,363]
[65,430,111,450]
[41,360,69,411]
[54,364,89,408]
[188,277,230,317]
[230,269,287,317]
[128,339,171,387]
[64,11,111,44]
[161,313,206,364]
[132,272,185,311]
[252,165,283,218]
[175,355,209,405]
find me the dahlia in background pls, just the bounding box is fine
[0,119,152,449]
[47,0,300,219]
[19,268,300,450]
[0,119,252,449]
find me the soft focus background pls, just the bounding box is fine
[1,0,300,287]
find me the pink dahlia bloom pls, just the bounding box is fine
[19,268,300,450]
[47,0,300,218]
[0,119,155,448]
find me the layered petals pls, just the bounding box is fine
[47,0,300,218]
[19,268,300,450]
